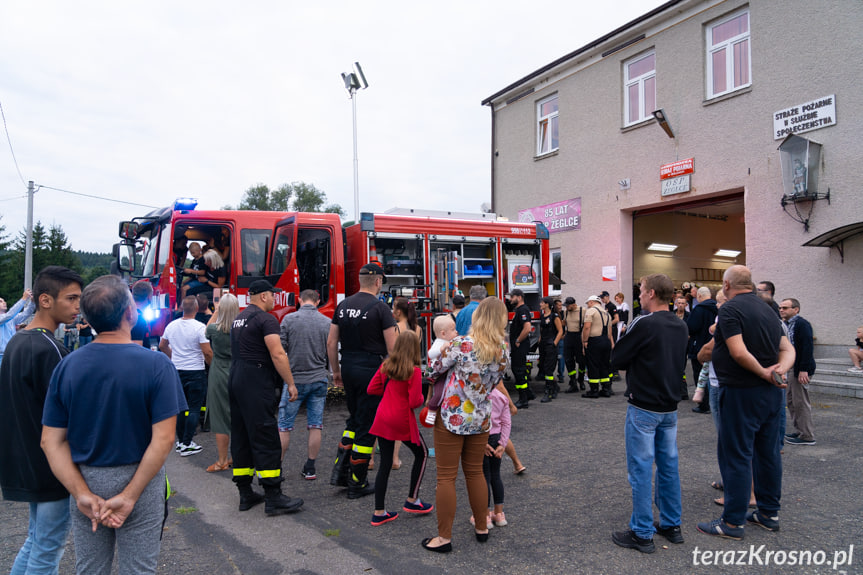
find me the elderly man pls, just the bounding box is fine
[328,263,398,498]
[611,273,689,553]
[581,295,614,398]
[779,298,816,446]
[41,275,186,574]
[229,280,303,515]
[697,265,794,540]
[455,284,487,336]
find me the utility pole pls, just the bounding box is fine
[341,62,368,224]
[24,180,34,290]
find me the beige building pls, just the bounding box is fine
[484,0,862,357]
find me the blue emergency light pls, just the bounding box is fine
[173,198,198,211]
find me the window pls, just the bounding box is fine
[624,51,656,125]
[536,95,559,155]
[550,248,562,295]
[240,229,270,276]
[707,9,750,99]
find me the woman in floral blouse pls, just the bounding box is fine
[421,297,510,553]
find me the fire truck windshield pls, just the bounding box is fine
[136,222,172,278]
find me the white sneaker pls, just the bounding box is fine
[175,441,182,453]
[178,443,203,457]
[848,366,863,373]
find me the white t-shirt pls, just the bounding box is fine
[163,318,208,370]
[427,338,449,361]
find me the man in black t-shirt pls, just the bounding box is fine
[0,266,83,573]
[327,263,397,498]
[697,265,794,541]
[229,279,303,516]
[509,289,533,408]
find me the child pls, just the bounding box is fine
[848,326,863,373]
[367,331,433,526]
[422,314,458,426]
[472,387,512,528]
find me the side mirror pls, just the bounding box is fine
[116,243,135,273]
[119,221,140,240]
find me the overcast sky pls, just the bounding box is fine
[1,1,659,253]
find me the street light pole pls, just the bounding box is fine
[25,180,34,290]
[342,62,368,224]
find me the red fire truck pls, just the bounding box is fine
[115,201,549,345]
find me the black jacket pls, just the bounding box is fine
[686,299,718,359]
[611,311,689,413]
[789,316,816,376]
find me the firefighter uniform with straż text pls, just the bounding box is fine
[330,291,397,498]
[510,302,533,408]
[228,299,302,514]
[582,302,613,398]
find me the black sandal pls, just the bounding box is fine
[421,537,452,553]
[710,481,723,491]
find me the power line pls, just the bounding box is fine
[0,194,27,202]
[38,185,159,209]
[0,98,26,186]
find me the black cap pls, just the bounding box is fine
[564,296,576,306]
[452,294,465,306]
[507,288,524,298]
[600,291,610,298]
[248,280,282,295]
[360,262,386,283]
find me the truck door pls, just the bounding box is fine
[266,219,299,317]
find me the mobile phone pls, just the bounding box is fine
[772,371,785,385]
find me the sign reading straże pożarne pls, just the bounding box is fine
[773,95,836,140]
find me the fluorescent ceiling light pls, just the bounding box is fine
[647,243,678,252]
[714,249,741,258]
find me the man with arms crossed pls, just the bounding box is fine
[697,265,794,540]
[0,266,82,574]
[779,298,816,446]
[610,273,689,553]
[42,275,186,574]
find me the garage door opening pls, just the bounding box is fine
[632,194,745,293]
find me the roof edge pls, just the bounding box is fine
[480,0,686,107]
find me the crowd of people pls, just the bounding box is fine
[0,254,855,572]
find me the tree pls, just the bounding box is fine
[0,222,83,300]
[229,182,344,216]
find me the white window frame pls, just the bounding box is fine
[623,50,656,126]
[549,248,562,296]
[706,8,751,99]
[536,94,559,156]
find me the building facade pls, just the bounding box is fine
[484,0,862,352]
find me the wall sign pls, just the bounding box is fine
[661,175,691,196]
[773,94,836,140]
[518,198,581,234]
[660,158,694,179]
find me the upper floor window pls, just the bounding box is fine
[624,51,656,125]
[536,95,559,155]
[707,9,750,99]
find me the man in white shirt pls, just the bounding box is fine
[160,295,212,456]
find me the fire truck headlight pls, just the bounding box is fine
[143,307,156,322]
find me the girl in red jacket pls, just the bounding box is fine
[367,331,433,526]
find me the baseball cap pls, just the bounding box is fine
[507,288,524,298]
[564,296,576,306]
[586,295,602,304]
[599,291,610,298]
[248,279,282,295]
[359,262,387,283]
[452,294,465,306]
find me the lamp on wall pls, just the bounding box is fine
[778,133,829,232]
[652,109,675,139]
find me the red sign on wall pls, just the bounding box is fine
[660,158,694,180]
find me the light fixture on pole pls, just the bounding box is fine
[652,108,675,139]
[341,62,368,224]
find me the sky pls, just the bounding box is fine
[0,1,659,253]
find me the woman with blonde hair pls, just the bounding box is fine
[205,293,239,472]
[422,297,510,553]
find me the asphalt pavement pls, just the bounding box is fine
[2,374,861,575]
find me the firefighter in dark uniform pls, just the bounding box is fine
[229,279,304,515]
[581,295,615,398]
[509,289,534,409]
[327,263,398,499]
[563,296,586,392]
[539,296,564,403]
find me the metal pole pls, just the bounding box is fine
[24,180,34,290]
[351,90,359,224]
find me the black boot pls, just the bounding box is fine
[237,482,265,512]
[264,485,304,516]
[552,380,560,399]
[599,382,612,397]
[578,375,586,391]
[330,443,351,487]
[582,383,599,398]
[525,385,537,401]
[347,457,375,499]
[540,381,554,403]
[514,389,530,409]
[565,379,579,393]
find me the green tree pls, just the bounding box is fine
[229,182,344,216]
[0,222,83,300]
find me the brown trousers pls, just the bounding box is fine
[433,417,489,539]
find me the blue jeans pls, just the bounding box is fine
[556,340,565,378]
[278,381,328,431]
[11,497,71,575]
[709,384,721,432]
[78,335,93,347]
[717,385,783,526]
[177,370,207,445]
[625,405,682,539]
